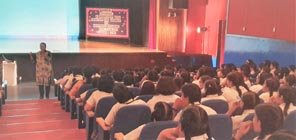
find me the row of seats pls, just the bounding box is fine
[54,84,296,140]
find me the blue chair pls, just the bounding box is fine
[283,110,296,131]
[208,114,232,140]
[97,105,151,140]
[136,95,153,102]
[201,99,229,114]
[128,87,141,97]
[139,121,178,140]
[241,113,258,140]
[89,96,117,140]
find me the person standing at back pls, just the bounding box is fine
[30,42,53,99]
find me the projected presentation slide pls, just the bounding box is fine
[86,8,129,39]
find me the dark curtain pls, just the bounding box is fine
[78,0,149,46]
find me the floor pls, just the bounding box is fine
[0,82,86,140]
[6,82,56,101]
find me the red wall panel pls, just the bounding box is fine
[228,0,296,42]
[227,0,248,35]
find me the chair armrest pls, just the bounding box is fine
[86,111,95,117]
[96,117,111,131]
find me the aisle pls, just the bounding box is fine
[0,99,85,140]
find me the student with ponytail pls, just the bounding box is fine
[222,72,249,104]
[270,86,296,117]
[259,78,280,103]
[158,106,212,140]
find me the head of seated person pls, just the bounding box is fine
[151,101,173,121]
[97,74,114,93]
[241,91,260,110]
[140,80,156,95]
[156,76,178,96]
[204,79,220,97]
[113,83,134,103]
[123,74,135,87]
[179,106,211,140]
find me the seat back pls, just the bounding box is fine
[201,99,229,114]
[283,110,296,131]
[95,96,117,118]
[110,105,151,139]
[139,121,178,140]
[136,95,153,102]
[128,87,141,97]
[208,114,232,140]
[242,113,258,140]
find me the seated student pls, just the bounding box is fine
[201,79,227,103]
[76,77,99,104]
[259,77,280,103]
[112,69,125,84]
[84,75,114,111]
[233,104,284,140]
[173,84,217,122]
[96,83,146,130]
[138,80,156,95]
[115,102,173,140]
[250,72,272,94]
[147,76,179,112]
[158,106,212,140]
[63,67,83,92]
[76,66,97,98]
[123,74,135,88]
[222,72,249,105]
[225,91,260,132]
[270,86,296,117]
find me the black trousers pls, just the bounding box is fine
[39,85,50,99]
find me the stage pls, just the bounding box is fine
[0,39,175,82]
[0,39,161,54]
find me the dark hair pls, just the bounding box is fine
[241,91,260,110]
[40,42,46,47]
[123,74,134,86]
[160,70,174,77]
[255,104,283,140]
[156,77,177,95]
[91,77,100,88]
[264,78,280,97]
[200,75,212,84]
[271,61,279,70]
[174,77,185,90]
[278,86,296,117]
[83,66,96,83]
[112,83,133,103]
[97,74,114,93]
[151,102,173,121]
[180,106,211,140]
[267,130,296,140]
[140,81,156,95]
[285,75,296,87]
[241,64,251,78]
[181,84,202,104]
[204,79,219,96]
[227,72,250,96]
[147,70,159,82]
[181,71,191,83]
[258,72,272,85]
[112,70,124,82]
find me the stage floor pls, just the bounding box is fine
[0,39,161,54]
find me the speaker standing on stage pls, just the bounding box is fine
[29,42,53,99]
